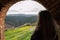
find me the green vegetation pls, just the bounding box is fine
[5,26,35,40]
[5,14,38,27]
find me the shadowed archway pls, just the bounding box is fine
[0,0,60,40]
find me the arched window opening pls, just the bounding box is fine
[5,1,46,40]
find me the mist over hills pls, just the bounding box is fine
[5,14,38,27]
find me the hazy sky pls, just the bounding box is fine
[7,1,46,15]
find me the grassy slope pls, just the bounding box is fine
[5,26,35,40]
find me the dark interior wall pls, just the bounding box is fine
[36,0,60,26]
[0,0,21,11]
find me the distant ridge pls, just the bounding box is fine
[5,14,38,27]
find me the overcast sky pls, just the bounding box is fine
[6,1,46,15]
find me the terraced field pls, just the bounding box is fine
[5,26,35,40]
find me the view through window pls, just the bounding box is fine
[5,1,46,40]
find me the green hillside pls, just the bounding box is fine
[5,26,35,40]
[5,14,38,27]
